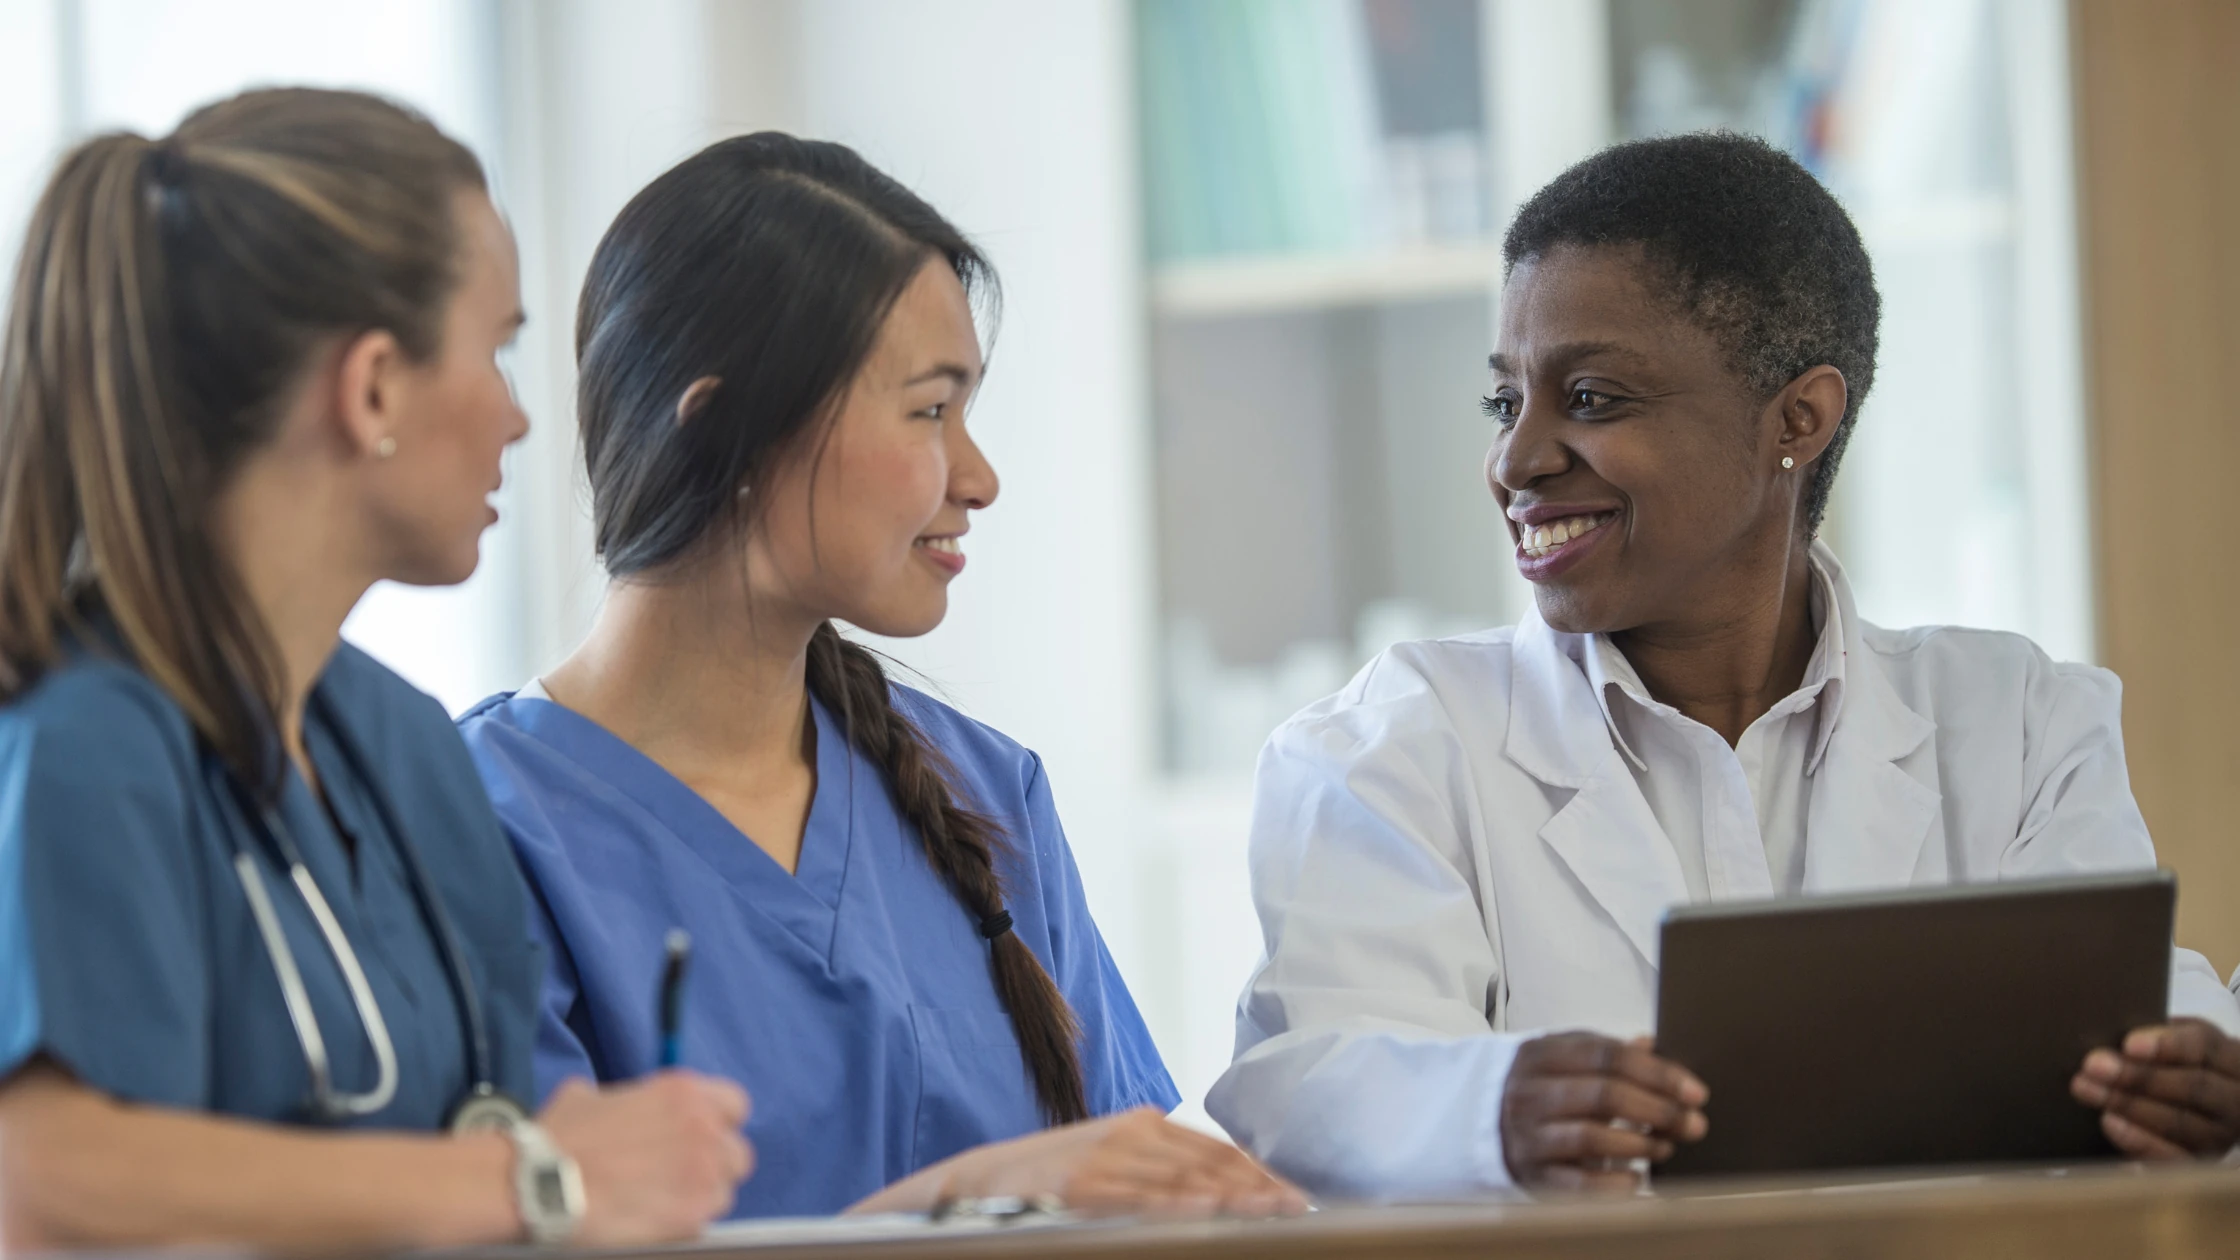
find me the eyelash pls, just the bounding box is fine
[1480,387,1626,428]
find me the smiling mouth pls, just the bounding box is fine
[915,536,961,557]
[1517,511,1616,559]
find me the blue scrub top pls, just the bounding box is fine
[457,684,1179,1218]
[0,640,539,1128]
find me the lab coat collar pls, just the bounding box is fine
[1577,547,1851,774]
[1506,541,1939,968]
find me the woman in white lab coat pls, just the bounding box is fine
[1208,133,2240,1197]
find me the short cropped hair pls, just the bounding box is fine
[1502,132,1880,532]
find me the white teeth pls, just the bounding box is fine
[1518,513,1610,559]
[918,536,961,555]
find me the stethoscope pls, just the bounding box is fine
[212,694,526,1132]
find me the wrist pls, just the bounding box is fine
[424,1131,521,1248]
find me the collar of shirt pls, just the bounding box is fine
[1580,552,1850,774]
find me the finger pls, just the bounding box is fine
[1133,1120,1285,1194]
[1524,1120,1673,1166]
[1527,1075,1707,1140]
[2097,1087,2236,1155]
[2079,1056,2240,1128]
[2124,1020,2240,1081]
[683,1074,751,1127]
[1521,1035,1709,1108]
[2103,1109,2190,1160]
[724,1131,755,1183]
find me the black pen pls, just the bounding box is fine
[657,928,691,1069]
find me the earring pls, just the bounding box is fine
[1781,455,1795,470]
[376,436,397,460]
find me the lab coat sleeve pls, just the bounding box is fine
[2001,656,2239,1035]
[1207,652,1527,1200]
[0,669,210,1104]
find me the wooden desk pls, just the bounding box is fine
[609,1163,2240,1260]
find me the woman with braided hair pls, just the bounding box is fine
[456,134,1302,1220]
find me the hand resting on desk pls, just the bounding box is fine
[847,1106,1309,1218]
[2071,1018,2240,1159]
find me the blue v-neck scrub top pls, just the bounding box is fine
[0,642,539,1127]
[457,685,1179,1218]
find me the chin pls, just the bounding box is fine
[849,596,949,640]
[1533,586,1620,637]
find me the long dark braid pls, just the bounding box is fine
[805,622,1087,1123]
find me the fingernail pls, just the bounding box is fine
[1685,1111,1708,1140]
[2072,1077,2108,1105]
[1679,1077,1709,1106]
[2125,1029,2161,1056]
[2084,1049,2122,1079]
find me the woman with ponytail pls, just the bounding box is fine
[456,134,1302,1219]
[0,89,749,1250]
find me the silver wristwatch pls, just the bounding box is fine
[457,1101,586,1245]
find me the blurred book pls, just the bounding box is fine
[1137,0,1485,264]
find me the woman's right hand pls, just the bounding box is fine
[1501,1032,1709,1192]
[858,1106,1308,1218]
[538,1072,753,1244]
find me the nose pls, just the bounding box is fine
[1489,394,1570,496]
[948,418,999,510]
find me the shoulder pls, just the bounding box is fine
[1860,620,2118,708]
[887,681,1044,795]
[1269,627,1519,759]
[322,645,506,828]
[1857,620,2123,758]
[0,651,200,788]
[323,642,460,740]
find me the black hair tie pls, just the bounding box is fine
[144,143,186,188]
[978,910,1014,941]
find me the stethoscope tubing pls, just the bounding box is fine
[214,688,499,1123]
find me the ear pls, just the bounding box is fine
[676,375,722,425]
[332,327,407,460]
[1774,364,1848,471]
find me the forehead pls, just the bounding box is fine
[1493,243,1702,372]
[868,258,982,377]
[451,189,518,301]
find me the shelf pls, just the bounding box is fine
[1149,240,1506,318]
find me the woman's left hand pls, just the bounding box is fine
[2070,1018,2240,1158]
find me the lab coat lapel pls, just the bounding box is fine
[1802,546,1940,894]
[1508,612,1692,970]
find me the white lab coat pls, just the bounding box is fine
[1208,544,2240,1200]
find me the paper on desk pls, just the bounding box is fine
[697,1210,1101,1249]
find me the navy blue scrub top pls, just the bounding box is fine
[0,640,539,1128]
[458,683,1179,1218]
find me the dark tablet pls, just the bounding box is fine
[1653,872,2174,1180]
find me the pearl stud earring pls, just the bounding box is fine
[376,436,397,459]
[1781,456,1795,470]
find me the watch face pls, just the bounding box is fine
[533,1167,573,1215]
[449,1091,530,1134]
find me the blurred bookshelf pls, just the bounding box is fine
[1149,240,1504,318]
[1134,0,1507,777]
[1133,0,2087,778]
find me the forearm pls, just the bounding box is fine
[1210,1026,1528,1199]
[0,1066,520,1254]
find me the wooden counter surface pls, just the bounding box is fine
[572,1163,2240,1260]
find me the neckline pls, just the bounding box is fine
[497,689,858,917]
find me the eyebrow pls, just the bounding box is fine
[904,362,978,388]
[1488,340,1643,377]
